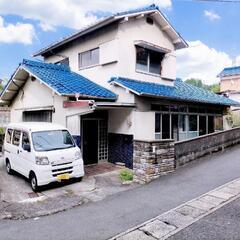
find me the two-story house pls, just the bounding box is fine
[0,5,238,168]
[219,66,240,113]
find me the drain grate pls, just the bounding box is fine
[28,192,39,198]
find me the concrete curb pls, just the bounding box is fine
[109,178,240,240]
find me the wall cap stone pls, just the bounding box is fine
[175,127,240,145]
[134,139,174,143]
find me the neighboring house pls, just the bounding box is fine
[218,66,240,113]
[0,4,238,168]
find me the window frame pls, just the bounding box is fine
[12,130,21,146]
[22,132,31,150]
[6,128,13,144]
[78,48,100,69]
[135,46,165,76]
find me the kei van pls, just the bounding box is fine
[3,122,84,191]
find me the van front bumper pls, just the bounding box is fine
[34,160,84,186]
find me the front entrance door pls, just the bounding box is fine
[82,120,98,165]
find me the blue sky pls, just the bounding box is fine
[0,0,239,84]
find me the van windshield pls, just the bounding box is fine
[32,130,75,152]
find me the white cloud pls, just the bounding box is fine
[0,0,172,31]
[204,10,221,21]
[235,56,240,66]
[0,16,35,44]
[176,41,232,84]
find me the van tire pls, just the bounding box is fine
[77,177,83,182]
[29,172,39,192]
[6,160,13,175]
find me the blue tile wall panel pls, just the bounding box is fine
[108,133,133,169]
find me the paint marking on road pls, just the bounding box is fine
[109,178,240,240]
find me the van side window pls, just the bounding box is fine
[6,129,13,143]
[12,130,21,146]
[22,132,30,148]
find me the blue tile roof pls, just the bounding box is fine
[110,77,240,106]
[115,4,158,16]
[21,59,117,100]
[218,66,240,78]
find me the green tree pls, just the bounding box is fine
[185,78,220,93]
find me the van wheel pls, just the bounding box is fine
[6,160,13,175]
[29,172,39,192]
[77,177,83,182]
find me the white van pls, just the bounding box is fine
[3,122,84,191]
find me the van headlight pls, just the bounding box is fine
[75,151,81,160]
[36,156,49,165]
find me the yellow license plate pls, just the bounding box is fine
[57,173,70,181]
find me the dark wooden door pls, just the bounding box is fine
[82,120,98,165]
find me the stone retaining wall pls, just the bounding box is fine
[133,140,175,182]
[175,127,240,167]
[134,127,240,182]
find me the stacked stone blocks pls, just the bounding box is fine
[133,140,175,182]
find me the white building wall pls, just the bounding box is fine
[117,17,176,85]
[45,25,120,89]
[108,108,133,135]
[44,16,176,92]
[39,16,178,140]
[10,77,93,137]
[133,111,155,140]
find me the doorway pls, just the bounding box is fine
[82,120,98,165]
[81,111,108,165]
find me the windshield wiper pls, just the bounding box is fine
[45,146,74,151]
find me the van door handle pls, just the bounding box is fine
[17,150,19,154]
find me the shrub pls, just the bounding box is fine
[120,169,133,182]
[0,128,5,135]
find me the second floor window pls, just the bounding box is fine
[136,46,165,75]
[56,58,69,67]
[79,48,99,69]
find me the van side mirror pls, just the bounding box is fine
[23,144,31,152]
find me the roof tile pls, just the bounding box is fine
[110,77,239,106]
[22,59,117,100]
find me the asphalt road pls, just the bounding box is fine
[1,145,240,240]
[168,197,240,240]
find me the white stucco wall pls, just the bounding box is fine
[10,77,94,136]
[44,16,176,94]
[33,16,179,140]
[133,111,155,140]
[108,108,133,135]
[117,17,176,85]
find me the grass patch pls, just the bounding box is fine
[120,169,133,182]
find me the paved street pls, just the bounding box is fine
[1,145,240,240]
[168,197,240,240]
